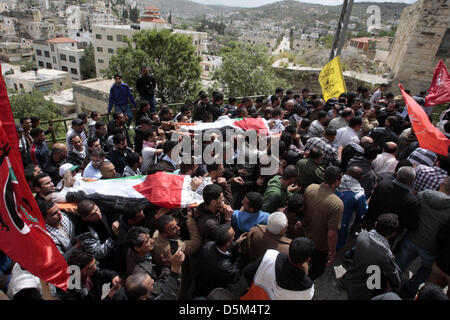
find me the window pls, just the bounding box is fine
[50,44,55,52]
[19,83,23,89]
[46,62,52,69]
[107,35,113,41]
[62,66,68,71]
[44,51,50,57]
[60,54,66,61]
[36,49,42,56]
[38,61,44,67]
[52,56,56,64]
[71,68,78,75]
[69,55,76,63]
[97,47,103,52]
[98,59,104,64]
[108,48,114,54]
[116,35,123,42]
[13,83,17,90]
[96,34,102,39]
[59,82,63,86]
[436,28,450,58]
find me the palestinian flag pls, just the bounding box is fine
[58,173,203,210]
[180,117,271,135]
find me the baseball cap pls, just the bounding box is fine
[59,163,79,177]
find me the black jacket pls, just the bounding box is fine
[365,179,420,232]
[369,127,399,149]
[44,157,65,186]
[136,74,156,98]
[67,151,86,167]
[58,268,117,301]
[207,103,223,121]
[243,252,313,292]
[194,240,241,297]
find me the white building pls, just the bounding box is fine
[200,55,222,80]
[66,6,81,31]
[92,24,207,77]
[24,21,55,40]
[139,6,171,31]
[92,24,136,77]
[89,12,119,27]
[0,15,15,38]
[173,29,208,56]
[34,37,84,81]
[4,68,71,93]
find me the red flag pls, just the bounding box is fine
[134,172,200,208]
[0,68,69,290]
[233,117,270,135]
[425,60,450,107]
[399,83,450,156]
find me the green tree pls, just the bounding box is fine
[80,43,96,80]
[105,29,202,104]
[318,34,334,48]
[20,60,36,72]
[129,7,140,23]
[213,41,290,97]
[9,89,65,139]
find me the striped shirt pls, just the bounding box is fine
[407,148,437,167]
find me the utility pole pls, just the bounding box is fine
[329,0,354,61]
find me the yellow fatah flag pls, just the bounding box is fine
[319,56,347,102]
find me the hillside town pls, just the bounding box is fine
[0,0,449,306]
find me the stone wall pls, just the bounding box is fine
[385,0,450,95]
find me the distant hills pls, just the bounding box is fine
[136,0,409,22]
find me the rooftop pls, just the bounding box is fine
[140,17,167,23]
[92,24,133,30]
[350,37,381,43]
[44,88,75,106]
[73,78,114,93]
[47,37,76,44]
[5,68,69,82]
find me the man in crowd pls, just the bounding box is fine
[108,74,137,123]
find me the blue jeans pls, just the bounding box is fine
[396,235,435,295]
[115,104,133,123]
[141,96,156,113]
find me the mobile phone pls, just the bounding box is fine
[169,239,179,255]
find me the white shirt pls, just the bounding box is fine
[372,152,399,175]
[141,144,157,174]
[333,126,360,148]
[82,161,102,179]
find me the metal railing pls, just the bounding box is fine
[40,95,267,145]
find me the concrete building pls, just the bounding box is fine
[0,15,15,39]
[72,77,113,114]
[385,0,450,94]
[92,24,208,77]
[66,5,81,31]
[348,37,381,52]
[92,24,136,77]
[4,68,71,93]
[24,21,56,41]
[89,12,119,28]
[173,29,208,56]
[0,41,33,62]
[239,35,277,52]
[200,55,222,80]
[44,88,76,116]
[34,37,84,81]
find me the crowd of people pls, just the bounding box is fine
[1,68,450,301]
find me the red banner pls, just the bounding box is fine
[425,60,450,107]
[400,84,450,156]
[0,68,68,290]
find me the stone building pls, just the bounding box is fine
[385,0,450,94]
[72,78,113,114]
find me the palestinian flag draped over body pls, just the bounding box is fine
[56,173,203,209]
[179,117,271,135]
[0,68,69,290]
[134,172,203,208]
[400,84,450,156]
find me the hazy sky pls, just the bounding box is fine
[193,0,417,8]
